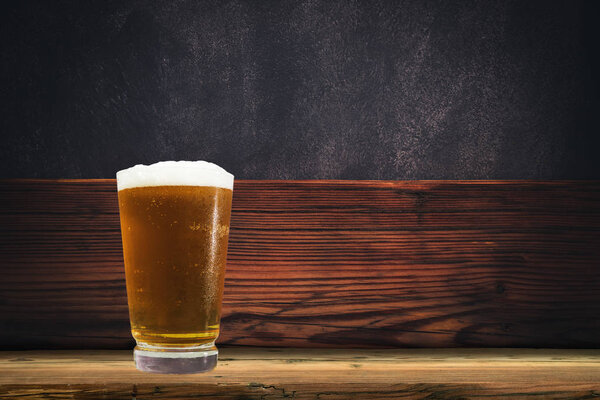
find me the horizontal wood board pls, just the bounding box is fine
[1,349,599,399]
[1,179,599,348]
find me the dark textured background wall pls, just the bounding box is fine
[1,0,598,179]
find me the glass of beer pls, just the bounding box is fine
[116,161,233,374]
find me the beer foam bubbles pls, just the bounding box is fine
[116,161,234,191]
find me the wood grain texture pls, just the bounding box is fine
[1,349,599,399]
[1,179,599,349]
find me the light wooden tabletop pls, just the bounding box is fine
[1,348,599,399]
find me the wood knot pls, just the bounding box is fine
[496,282,506,294]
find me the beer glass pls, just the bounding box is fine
[116,161,233,374]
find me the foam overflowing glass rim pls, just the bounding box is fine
[116,161,234,191]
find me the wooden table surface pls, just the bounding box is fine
[1,348,599,399]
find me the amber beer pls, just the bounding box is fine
[117,161,233,374]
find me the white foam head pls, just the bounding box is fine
[116,161,234,191]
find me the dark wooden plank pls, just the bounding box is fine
[1,349,599,399]
[1,179,599,349]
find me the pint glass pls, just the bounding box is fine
[116,161,233,374]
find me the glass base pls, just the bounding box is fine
[133,343,218,374]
